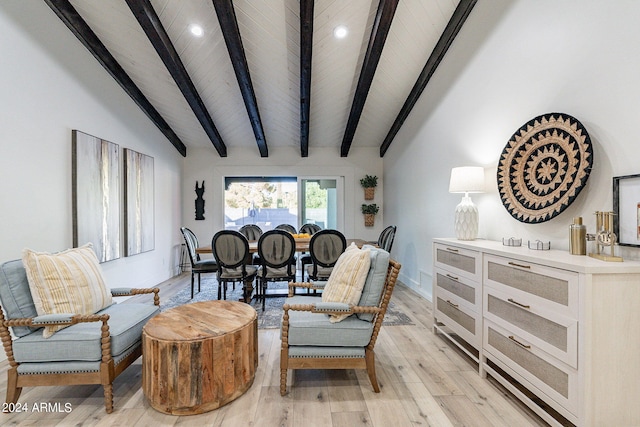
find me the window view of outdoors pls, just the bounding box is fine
[224,178,298,232]
[223,178,334,232]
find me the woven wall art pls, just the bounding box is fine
[497,112,593,223]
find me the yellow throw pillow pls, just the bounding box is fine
[322,243,371,322]
[22,244,113,338]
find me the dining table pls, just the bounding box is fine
[195,236,375,303]
[195,237,373,255]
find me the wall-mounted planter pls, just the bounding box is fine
[360,175,378,201]
[364,213,375,227]
[364,187,375,200]
[361,203,379,227]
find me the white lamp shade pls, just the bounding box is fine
[449,166,485,194]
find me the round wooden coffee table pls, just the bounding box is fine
[142,300,258,415]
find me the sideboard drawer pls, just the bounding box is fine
[434,269,480,310]
[484,254,578,318]
[435,294,480,348]
[484,321,578,415]
[484,286,577,368]
[434,243,481,282]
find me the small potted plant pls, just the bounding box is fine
[361,203,379,227]
[360,175,378,200]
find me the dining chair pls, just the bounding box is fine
[299,223,322,235]
[211,230,258,302]
[305,229,347,282]
[239,224,263,265]
[256,230,297,310]
[180,227,218,298]
[275,223,297,234]
[377,225,397,252]
[238,224,263,240]
[298,223,322,273]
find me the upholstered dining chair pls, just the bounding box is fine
[256,230,297,310]
[299,223,322,235]
[238,224,263,241]
[211,230,259,302]
[280,247,401,395]
[275,223,297,234]
[298,223,322,273]
[305,229,347,282]
[239,224,263,265]
[377,225,397,252]
[180,227,218,298]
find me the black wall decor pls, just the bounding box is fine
[195,181,205,220]
[497,112,593,223]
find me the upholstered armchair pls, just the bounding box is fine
[0,249,160,413]
[280,246,401,395]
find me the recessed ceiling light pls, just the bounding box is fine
[333,25,348,39]
[189,24,204,37]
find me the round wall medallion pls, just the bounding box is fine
[497,112,593,223]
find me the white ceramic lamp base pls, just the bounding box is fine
[454,195,478,240]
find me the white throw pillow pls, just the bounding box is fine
[322,243,371,322]
[22,244,113,338]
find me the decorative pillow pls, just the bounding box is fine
[22,244,113,338]
[322,243,371,323]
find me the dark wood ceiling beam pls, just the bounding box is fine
[125,0,227,157]
[300,0,314,157]
[212,0,268,157]
[43,0,187,157]
[379,0,477,157]
[340,0,399,157]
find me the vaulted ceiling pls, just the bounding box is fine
[44,0,476,158]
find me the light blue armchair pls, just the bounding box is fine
[280,247,401,395]
[0,259,160,413]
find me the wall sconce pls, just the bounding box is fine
[449,166,485,240]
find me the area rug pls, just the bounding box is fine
[162,277,413,329]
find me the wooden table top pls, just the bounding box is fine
[143,301,257,342]
[196,238,372,255]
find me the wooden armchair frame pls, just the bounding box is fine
[0,288,159,413]
[280,259,401,395]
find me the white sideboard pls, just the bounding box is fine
[433,238,640,427]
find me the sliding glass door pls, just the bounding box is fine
[299,177,343,230]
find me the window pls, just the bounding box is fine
[224,177,297,232]
[224,176,343,232]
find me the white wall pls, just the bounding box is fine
[0,1,183,288]
[182,146,384,247]
[384,0,640,300]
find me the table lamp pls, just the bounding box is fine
[449,166,485,240]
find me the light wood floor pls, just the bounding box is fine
[0,273,549,426]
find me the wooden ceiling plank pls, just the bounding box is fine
[44,0,187,157]
[125,0,227,157]
[379,0,477,157]
[212,0,268,157]
[300,0,314,157]
[340,0,400,157]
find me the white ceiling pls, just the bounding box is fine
[64,0,460,157]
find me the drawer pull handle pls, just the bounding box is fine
[507,298,530,309]
[445,273,459,281]
[508,261,531,269]
[509,335,531,349]
[445,247,459,253]
[446,300,459,308]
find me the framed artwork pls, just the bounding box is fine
[72,130,120,263]
[124,148,155,256]
[613,173,640,247]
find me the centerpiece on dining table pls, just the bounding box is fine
[291,233,311,242]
